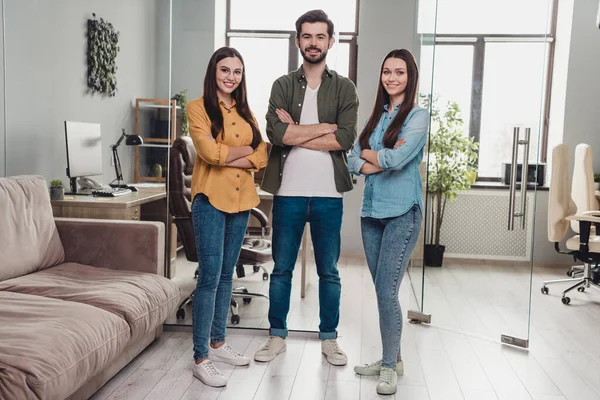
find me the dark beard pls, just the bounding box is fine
[300,47,328,64]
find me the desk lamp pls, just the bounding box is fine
[110,129,143,191]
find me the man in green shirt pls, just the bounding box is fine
[255,9,359,366]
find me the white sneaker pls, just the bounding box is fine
[354,360,404,376]
[254,336,286,362]
[209,343,250,366]
[321,339,348,366]
[193,359,227,387]
[377,367,398,395]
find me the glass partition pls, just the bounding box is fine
[417,0,554,346]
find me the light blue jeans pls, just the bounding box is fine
[191,194,250,360]
[361,204,422,369]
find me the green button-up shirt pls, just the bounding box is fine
[260,66,359,195]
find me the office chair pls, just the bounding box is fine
[168,136,272,323]
[565,144,600,278]
[541,144,600,304]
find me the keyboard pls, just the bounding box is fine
[92,188,132,197]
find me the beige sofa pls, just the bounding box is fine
[0,175,181,400]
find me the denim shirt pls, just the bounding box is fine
[348,104,429,219]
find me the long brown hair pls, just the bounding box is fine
[203,47,261,149]
[359,49,419,150]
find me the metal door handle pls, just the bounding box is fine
[519,128,531,229]
[508,127,520,231]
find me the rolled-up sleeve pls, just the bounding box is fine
[187,99,229,166]
[265,80,290,147]
[245,141,268,172]
[348,140,366,176]
[333,80,359,151]
[377,108,429,171]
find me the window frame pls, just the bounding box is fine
[225,0,360,84]
[420,0,558,180]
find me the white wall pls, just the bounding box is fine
[4,0,163,184]
[170,0,216,100]
[341,0,420,255]
[561,0,600,173]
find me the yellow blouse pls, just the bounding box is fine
[187,97,268,213]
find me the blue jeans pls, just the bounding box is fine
[268,196,343,340]
[361,204,422,368]
[191,194,250,360]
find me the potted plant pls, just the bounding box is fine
[172,89,189,136]
[594,173,600,190]
[420,94,479,267]
[49,179,64,201]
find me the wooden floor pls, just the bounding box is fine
[91,256,600,400]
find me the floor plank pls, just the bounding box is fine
[84,258,600,399]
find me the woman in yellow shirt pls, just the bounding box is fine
[186,46,267,387]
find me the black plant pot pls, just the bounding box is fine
[49,187,64,201]
[424,244,445,267]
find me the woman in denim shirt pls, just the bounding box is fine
[348,49,429,396]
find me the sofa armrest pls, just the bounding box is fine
[54,218,165,276]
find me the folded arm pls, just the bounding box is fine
[266,79,358,152]
[188,100,253,165]
[297,81,359,152]
[360,109,429,171]
[227,141,268,171]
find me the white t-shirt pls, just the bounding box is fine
[277,85,342,198]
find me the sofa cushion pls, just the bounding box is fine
[0,175,65,282]
[0,291,130,400]
[0,262,180,341]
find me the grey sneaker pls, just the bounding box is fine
[354,360,404,376]
[254,336,286,362]
[321,339,348,366]
[377,367,398,395]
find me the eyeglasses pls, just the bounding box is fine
[218,67,243,79]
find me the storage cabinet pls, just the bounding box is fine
[133,98,180,183]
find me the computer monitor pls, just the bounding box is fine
[64,121,103,194]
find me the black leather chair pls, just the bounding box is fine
[168,136,272,324]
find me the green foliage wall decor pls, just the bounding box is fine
[87,13,120,96]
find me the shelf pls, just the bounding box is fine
[137,176,165,182]
[139,143,171,148]
[143,138,171,143]
[139,104,181,110]
[134,97,179,184]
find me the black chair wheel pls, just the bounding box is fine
[561,296,571,305]
[231,314,240,324]
[176,309,186,319]
[578,287,585,292]
[236,265,246,278]
[243,297,252,304]
[253,265,260,273]
[567,270,573,277]
[541,286,549,295]
[263,272,269,281]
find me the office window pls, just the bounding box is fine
[226,0,359,136]
[418,0,556,179]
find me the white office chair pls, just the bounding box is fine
[566,144,600,277]
[541,144,600,304]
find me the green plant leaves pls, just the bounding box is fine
[172,89,189,135]
[420,93,480,245]
[87,14,119,97]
